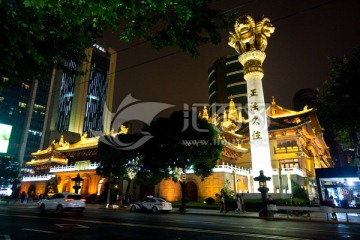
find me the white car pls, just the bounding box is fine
[38,192,85,214]
[129,196,172,213]
[0,188,12,196]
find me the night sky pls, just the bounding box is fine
[97,0,360,116]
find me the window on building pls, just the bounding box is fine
[18,102,27,108]
[280,159,300,169]
[277,140,297,148]
[34,104,45,110]
[21,83,30,89]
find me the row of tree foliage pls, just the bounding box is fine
[96,111,223,211]
[316,47,360,152]
[0,0,235,85]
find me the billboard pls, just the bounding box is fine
[0,123,12,153]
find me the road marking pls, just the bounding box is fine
[55,224,89,228]
[2,213,355,239]
[21,228,55,234]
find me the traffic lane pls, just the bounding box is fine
[0,211,310,240]
[85,208,360,240]
[2,207,360,240]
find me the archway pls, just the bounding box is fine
[62,177,72,193]
[27,184,36,200]
[185,181,198,201]
[237,177,248,193]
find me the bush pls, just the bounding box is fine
[205,197,215,204]
[291,180,308,199]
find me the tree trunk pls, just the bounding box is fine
[178,181,186,212]
[125,179,132,204]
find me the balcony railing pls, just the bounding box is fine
[272,167,305,177]
[186,163,249,176]
[50,163,100,173]
[22,174,55,182]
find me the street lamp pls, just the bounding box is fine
[254,170,271,217]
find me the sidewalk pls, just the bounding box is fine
[2,200,359,224]
[172,208,360,224]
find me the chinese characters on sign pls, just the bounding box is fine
[249,88,262,140]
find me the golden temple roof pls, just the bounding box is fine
[57,134,99,152]
[31,146,53,156]
[266,96,313,118]
[26,157,67,166]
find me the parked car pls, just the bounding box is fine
[38,192,85,214]
[0,187,12,197]
[129,196,172,213]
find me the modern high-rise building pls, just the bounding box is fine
[208,55,247,118]
[0,78,49,163]
[40,45,117,148]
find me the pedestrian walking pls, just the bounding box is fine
[20,191,26,204]
[117,194,123,207]
[220,194,226,213]
[235,194,242,213]
[24,193,28,204]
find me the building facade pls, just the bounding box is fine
[0,78,49,164]
[20,45,118,199]
[41,45,117,148]
[208,55,247,120]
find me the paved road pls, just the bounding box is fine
[1,201,360,240]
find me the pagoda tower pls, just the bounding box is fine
[228,15,275,192]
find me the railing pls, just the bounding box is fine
[272,167,305,177]
[185,163,249,176]
[270,205,360,223]
[50,163,100,173]
[22,174,55,182]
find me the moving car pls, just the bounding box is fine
[129,196,172,213]
[38,192,85,214]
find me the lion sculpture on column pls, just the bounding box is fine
[228,15,256,54]
[255,17,275,52]
[229,15,275,54]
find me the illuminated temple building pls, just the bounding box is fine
[21,96,332,202]
[159,97,333,201]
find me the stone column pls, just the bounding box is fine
[228,15,275,192]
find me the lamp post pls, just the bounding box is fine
[254,170,271,217]
[106,172,113,208]
[233,170,237,194]
[72,173,84,194]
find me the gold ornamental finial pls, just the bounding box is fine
[271,96,276,105]
[228,15,274,55]
[228,98,238,121]
[201,106,209,120]
[228,15,275,80]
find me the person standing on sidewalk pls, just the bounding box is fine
[329,195,337,221]
[220,194,226,213]
[240,193,246,212]
[235,194,242,213]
